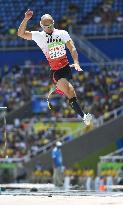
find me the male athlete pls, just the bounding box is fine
[18,9,92,125]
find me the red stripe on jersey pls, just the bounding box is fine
[48,55,69,70]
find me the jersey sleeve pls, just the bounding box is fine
[31,31,41,44]
[62,30,72,43]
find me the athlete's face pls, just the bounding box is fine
[40,18,54,34]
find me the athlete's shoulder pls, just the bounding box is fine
[39,30,45,35]
[54,29,71,43]
[31,30,45,41]
[54,28,69,34]
[31,30,44,36]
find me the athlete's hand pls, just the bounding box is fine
[25,9,33,20]
[70,63,83,72]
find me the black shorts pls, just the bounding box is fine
[51,64,72,83]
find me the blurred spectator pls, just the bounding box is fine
[106,174,113,192]
[0,19,4,33]
[1,61,123,119]
[85,176,93,191]
[117,166,123,185]
[51,141,64,187]
[116,14,123,24]
[0,116,67,158]
[93,15,102,24]
[94,175,100,191]
[0,62,123,159]
[101,3,114,26]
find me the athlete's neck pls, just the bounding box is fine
[45,28,55,35]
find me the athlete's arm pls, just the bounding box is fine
[66,40,83,71]
[17,9,33,40]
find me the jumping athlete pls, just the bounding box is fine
[18,9,92,125]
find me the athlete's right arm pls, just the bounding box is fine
[17,9,33,40]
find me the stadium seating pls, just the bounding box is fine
[74,23,123,36]
[0,60,123,119]
[112,0,123,14]
[0,0,31,33]
[0,0,103,35]
[1,59,123,159]
[0,0,103,30]
[0,118,68,158]
[0,0,123,47]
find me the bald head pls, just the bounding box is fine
[40,14,54,33]
[41,14,54,24]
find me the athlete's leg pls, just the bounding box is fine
[56,78,85,118]
[56,78,75,98]
[56,78,92,125]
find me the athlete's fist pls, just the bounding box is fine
[25,9,33,20]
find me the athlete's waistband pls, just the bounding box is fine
[51,63,69,71]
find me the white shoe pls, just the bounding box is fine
[83,113,92,125]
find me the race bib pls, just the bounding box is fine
[48,41,66,59]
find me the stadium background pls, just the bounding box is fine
[0,0,123,191]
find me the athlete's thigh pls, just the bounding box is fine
[56,78,74,92]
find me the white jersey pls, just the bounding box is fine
[31,29,71,70]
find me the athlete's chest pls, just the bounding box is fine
[45,33,64,45]
[43,33,66,59]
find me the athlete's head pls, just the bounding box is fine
[40,14,54,34]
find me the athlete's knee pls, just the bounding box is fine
[56,78,75,97]
[67,85,75,96]
[56,78,64,88]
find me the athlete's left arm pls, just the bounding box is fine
[66,40,83,71]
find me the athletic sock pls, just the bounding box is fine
[69,97,85,118]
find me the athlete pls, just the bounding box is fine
[18,9,92,125]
